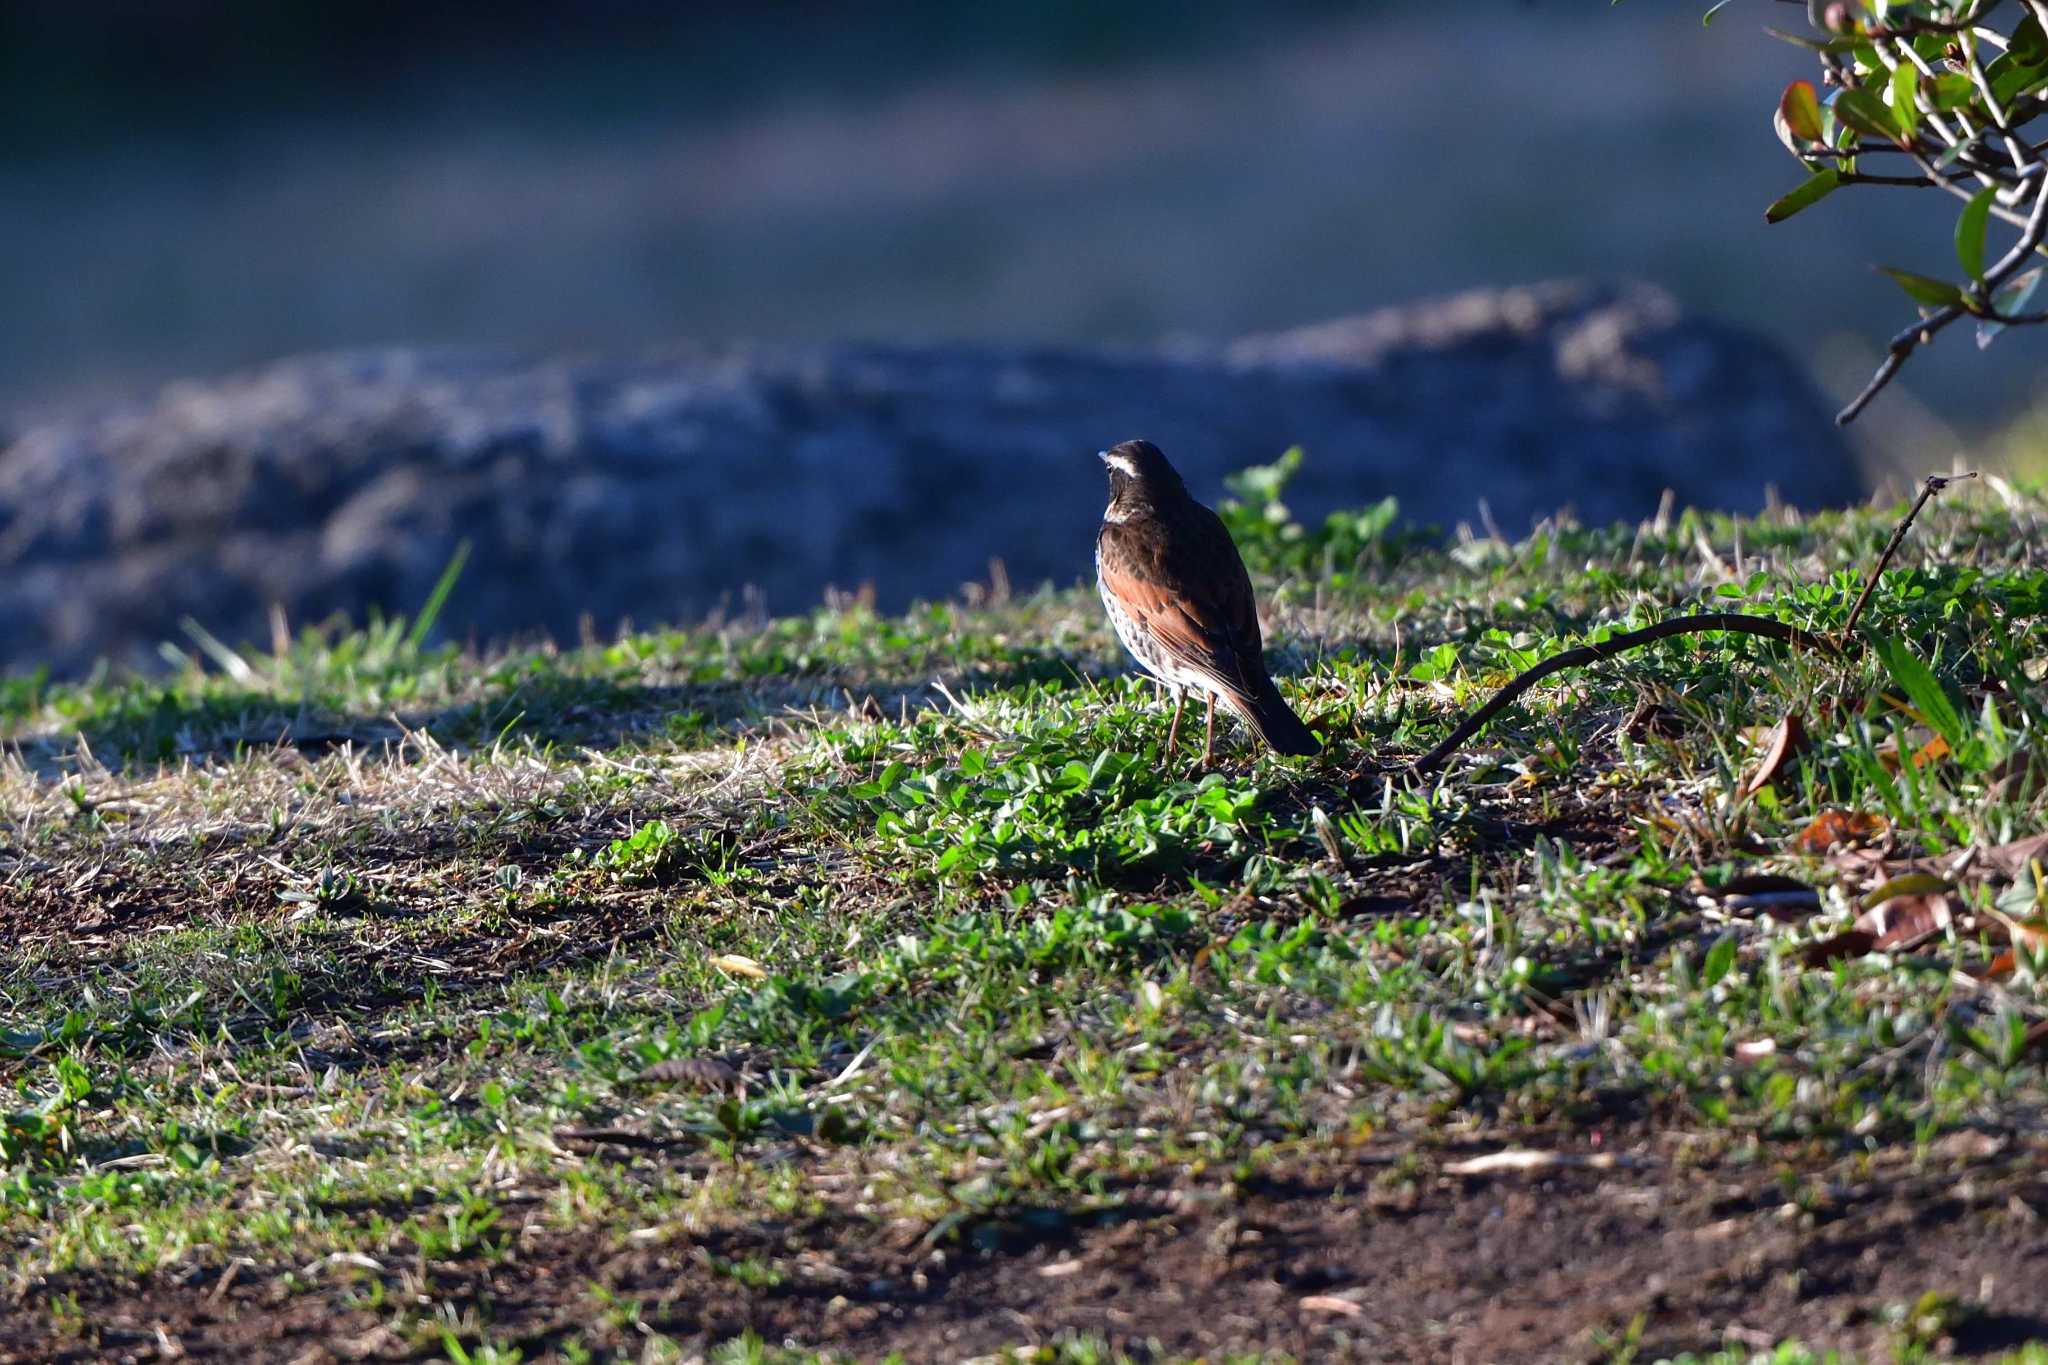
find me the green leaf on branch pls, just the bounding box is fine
[1780,80,1824,141]
[1889,63,1921,140]
[1928,72,1977,112]
[1766,29,1870,55]
[1978,268,2043,350]
[1877,266,1965,309]
[1957,187,1995,284]
[1765,169,1842,223]
[1833,88,1900,143]
[1988,14,2048,104]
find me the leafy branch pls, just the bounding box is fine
[1671,1,2048,422]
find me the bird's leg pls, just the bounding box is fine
[1200,694,1217,768]
[1163,689,1186,759]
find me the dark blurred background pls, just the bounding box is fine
[0,0,2027,455]
[1,0,2034,676]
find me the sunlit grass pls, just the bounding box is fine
[2,466,2046,1358]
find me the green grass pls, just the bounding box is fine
[2,462,2047,1360]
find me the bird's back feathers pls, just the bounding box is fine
[1095,494,1320,757]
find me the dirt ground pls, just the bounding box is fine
[6,1132,2044,1364]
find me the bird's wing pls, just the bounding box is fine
[1097,510,1267,699]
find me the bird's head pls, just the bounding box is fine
[1098,439,1184,503]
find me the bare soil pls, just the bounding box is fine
[7,1136,2045,1364]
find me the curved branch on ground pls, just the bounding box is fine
[1407,614,1838,777]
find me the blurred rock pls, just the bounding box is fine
[0,281,1858,676]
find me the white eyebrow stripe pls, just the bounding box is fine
[1102,453,1139,478]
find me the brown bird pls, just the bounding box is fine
[1093,439,1320,765]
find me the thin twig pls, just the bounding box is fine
[1408,614,1838,776]
[1836,317,1952,428]
[1840,166,2048,424]
[1839,171,1950,186]
[1838,471,1978,640]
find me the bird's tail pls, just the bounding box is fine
[1228,675,1321,757]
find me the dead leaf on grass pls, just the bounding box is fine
[1871,730,1950,775]
[709,953,769,980]
[1911,734,1952,769]
[1980,899,2048,980]
[1973,850,2048,980]
[1990,908,2048,946]
[1740,712,1805,797]
[1794,810,1887,856]
[1802,893,1953,967]
[1868,893,1952,949]
[1985,747,2045,801]
[1972,832,2048,877]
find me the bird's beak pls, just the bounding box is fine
[1096,449,1111,462]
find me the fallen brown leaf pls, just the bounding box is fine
[1794,810,1887,856]
[1973,832,2048,876]
[1985,747,2045,801]
[1871,728,1949,775]
[1866,893,1952,949]
[1986,909,2048,952]
[1911,734,1951,769]
[1802,892,1952,967]
[1741,712,1806,797]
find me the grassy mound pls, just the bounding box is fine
[3,466,2047,1363]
